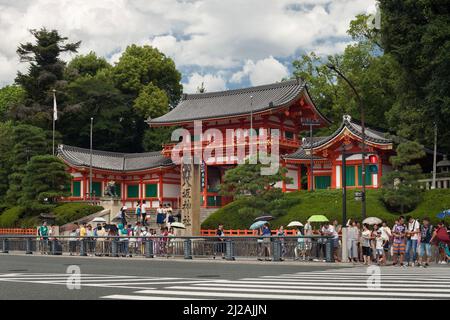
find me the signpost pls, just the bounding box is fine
[180,158,201,236]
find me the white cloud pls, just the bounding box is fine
[0,0,376,87]
[183,72,227,94]
[231,56,289,86]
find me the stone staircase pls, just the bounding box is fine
[200,207,219,223]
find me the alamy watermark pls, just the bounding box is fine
[366,265,381,289]
[66,265,81,290]
[367,4,381,30]
[170,120,280,175]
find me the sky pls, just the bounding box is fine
[0,0,376,93]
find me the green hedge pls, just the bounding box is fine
[0,206,26,227]
[52,203,104,225]
[202,189,450,229]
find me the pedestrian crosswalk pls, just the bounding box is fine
[1,267,449,300]
[0,273,215,290]
[100,267,450,300]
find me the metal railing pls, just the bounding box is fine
[0,235,335,262]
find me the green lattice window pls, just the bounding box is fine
[145,184,157,197]
[91,182,102,197]
[345,166,356,187]
[72,181,81,197]
[358,165,374,186]
[207,196,222,207]
[315,176,331,189]
[127,185,139,198]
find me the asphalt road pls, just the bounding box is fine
[1,254,449,300]
[0,254,346,300]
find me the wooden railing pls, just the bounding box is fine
[0,228,36,235]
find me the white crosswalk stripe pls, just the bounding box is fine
[1,267,449,300]
[99,267,450,300]
[0,273,214,290]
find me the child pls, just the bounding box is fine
[375,230,386,265]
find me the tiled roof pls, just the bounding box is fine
[58,145,173,172]
[285,115,393,161]
[302,115,393,149]
[284,147,327,160]
[148,79,330,125]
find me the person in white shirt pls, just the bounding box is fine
[346,219,360,263]
[141,202,147,226]
[303,222,312,256]
[375,230,386,265]
[329,220,340,262]
[361,224,373,265]
[405,216,420,267]
[156,204,165,228]
[294,227,306,261]
[379,220,392,259]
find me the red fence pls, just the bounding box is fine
[0,228,36,235]
[200,229,298,236]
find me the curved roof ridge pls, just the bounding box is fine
[148,79,326,125]
[184,79,299,100]
[301,114,393,150]
[60,144,162,158]
[58,144,174,172]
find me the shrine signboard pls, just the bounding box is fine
[180,159,201,236]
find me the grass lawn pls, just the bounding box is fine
[202,189,450,229]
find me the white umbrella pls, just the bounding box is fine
[287,221,303,227]
[363,217,382,225]
[92,217,106,223]
[170,222,186,229]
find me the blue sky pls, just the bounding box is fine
[0,0,376,92]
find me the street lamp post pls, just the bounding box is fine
[89,117,93,201]
[432,122,437,189]
[327,64,367,220]
[301,119,321,191]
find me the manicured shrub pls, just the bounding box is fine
[0,206,25,227]
[52,203,104,225]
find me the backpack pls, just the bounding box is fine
[436,227,450,244]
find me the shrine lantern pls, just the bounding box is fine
[369,154,378,164]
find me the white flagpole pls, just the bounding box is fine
[52,89,57,156]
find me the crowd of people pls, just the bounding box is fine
[35,211,450,266]
[344,216,450,267]
[36,203,183,257]
[248,216,450,266]
[211,216,450,265]
[118,202,180,228]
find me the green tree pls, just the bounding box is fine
[113,44,182,106]
[380,0,450,154]
[11,28,80,127]
[19,155,71,205]
[5,124,48,205]
[142,127,173,152]
[220,159,292,198]
[219,160,297,219]
[0,85,25,120]
[62,70,142,152]
[381,141,426,213]
[64,51,111,81]
[133,82,169,119]
[0,121,14,202]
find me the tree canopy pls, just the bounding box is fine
[381,141,426,213]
